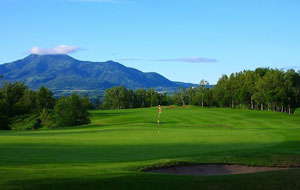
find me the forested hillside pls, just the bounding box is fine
[0,54,194,96]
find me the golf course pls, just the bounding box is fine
[0,106,300,189]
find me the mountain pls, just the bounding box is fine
[0,54,196,95]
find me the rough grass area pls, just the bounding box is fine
[0,106,299,189]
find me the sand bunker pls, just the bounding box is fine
[144,164,288,176]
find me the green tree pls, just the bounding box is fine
[177,87,187,106]
[146,88,157,107]
[127,89,135,109]
[94,96,101,110]
[226,73,240,108]
[253,75,266,110]
[0,102,11,130]
[19,89,36,113]
[102,86,128,109]
[82,94,94,110]
[186,87,196,105]
[263,70,285,111]
[213,75,229,107]
[284,69,300,113]
[36,86,55,112]
[1,81,27,107]
[160,93,170,105]
[1,81,27,116]
[135,89,147,108]
[0,113,11,130]
[204,88,214,106]
[39,108,55,128]
[244,71,255,109]
[198,79,209,107]
[54,93,90,127]
[102,87,114,109]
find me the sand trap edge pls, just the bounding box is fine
[143,164,291,176]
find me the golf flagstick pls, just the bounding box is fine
[158,113,160,135]
[158,105,162,135]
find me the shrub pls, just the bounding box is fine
[33,119,42,130]
[10,114,39,130]
[39,108,56,128]
[0,113,11,130]
[293,108,300,116]
[54,93,91,127]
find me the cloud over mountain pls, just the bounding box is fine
[30,45,82,55]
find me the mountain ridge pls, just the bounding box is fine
[0,54,196,94]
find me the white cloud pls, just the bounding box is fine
[30,45,82,55]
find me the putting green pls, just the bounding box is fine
[0,106,299,189]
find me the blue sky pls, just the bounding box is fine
[0,0,300,84]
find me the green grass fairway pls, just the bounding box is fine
[1,106,300,189]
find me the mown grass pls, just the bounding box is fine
[0,106,299,189]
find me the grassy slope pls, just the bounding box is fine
[0,106,299,189]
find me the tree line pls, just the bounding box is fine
[0,80,92,130]
[102,68,300,114]
[1,67,299,130]
[101,86,171,109]
[195,68,300,113]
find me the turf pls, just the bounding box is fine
[0,106,299,189]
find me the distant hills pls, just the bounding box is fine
[0,54,196,97]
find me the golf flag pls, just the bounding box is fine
[158,105,162,134]
[157,105,162,124]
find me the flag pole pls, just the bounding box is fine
[158,105,161,135]
[158,113,160,135]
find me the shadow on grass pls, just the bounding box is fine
[0,122,162,136]
[91,111,139,118]
[2,169,300,190]
[1,141,299,166]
